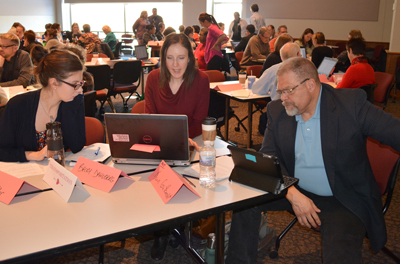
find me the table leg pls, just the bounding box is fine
[247,102,253,148]
[215,212,226,264]
[224,98,230,141]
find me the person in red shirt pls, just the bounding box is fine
[336,38,374,89]
[145,32,210,261]
[194,28,208,71]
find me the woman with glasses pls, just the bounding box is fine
[0,46,86,162]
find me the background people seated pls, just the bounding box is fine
[336,38,374,89]
[335,29,364,73]
[260,33,293,75]
[269,25,288,52]
[51,23,63,42]
[234,24,256,52]
[192,25,200,42]
[194,28,208,71]
[44,28,63,51]
[66,22,82,43]
[148,8,164,34]
[240,26,270,66]
[295,28,315,56]
[163,27,176,38]
[184,26,197,50]
[143,24,158,45]
[0,33,33,88]
[0,46,86,162]
[311,32,333,68]
[102,25,117,52]
[77,24,101,54]
[15,24,25,50]
[179,25,185,33]
[133,11,150,45]
[23,30,41,54]
[267,25,276,40]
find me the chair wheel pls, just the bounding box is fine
[169,237,179,248]
[234,127,240,132]
[269,247,279,259]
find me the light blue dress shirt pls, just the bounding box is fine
[294,86,333,196]
[252,62,281,101]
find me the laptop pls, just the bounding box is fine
[228,145,298,195]
[317,57,338,79]
[300,48,306,58]
[134,45,151,63]
[105,113,193,166]
[230,41,240,50]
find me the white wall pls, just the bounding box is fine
[0,0,57,34]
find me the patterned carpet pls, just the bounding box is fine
[37,76,400,264]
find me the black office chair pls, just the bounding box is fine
[83,90,97,117]
[268,137,400,263]
[113,42,122,59]
[111,60,142,108]
[85,64,116,113]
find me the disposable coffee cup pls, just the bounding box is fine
[202,117,217,146]
[93,52,99,58]
[247,76,256,90]
[238,72,246,86]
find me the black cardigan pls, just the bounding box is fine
[0,89,86,162]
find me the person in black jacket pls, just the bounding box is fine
[234,24,256,52]
[0,46,86,162]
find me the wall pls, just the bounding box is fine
[390,0,400,51]
[0,0,57,33]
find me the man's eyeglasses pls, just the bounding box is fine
[0,45,16,49]
[277,78,309,96]
[59,80,86,90]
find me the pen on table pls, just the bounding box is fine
[94,146,101,156]
[183,176,196,188]
[182,174,199,180]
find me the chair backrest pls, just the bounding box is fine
[83,91,96,117]
[121,34,133,44]
[235,51,244,70]
[100,43,114,60]
[114,42,122,58]
[113,61,142,85]
[130,100,146,113]
[335,42,346,55]
[246,65,263,78]
[359,84,376,104]
[204,70,226,82]
[85,117,105,146]
[85,65,111,91]
[374,72,394,104]
[373,45,384,60]
[367,137,400,214]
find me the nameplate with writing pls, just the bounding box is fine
[214,83,243,92]
[148,160,200,204]
[71,156,132,193]
[0,171,41,205]
[43,158,90,202]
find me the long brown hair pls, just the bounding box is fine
[159,33,197,90]
[198,12,220,29]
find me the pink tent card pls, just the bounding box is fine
[71,156,133,193]
[214,83,243,92]
[0,171,41,205]
[148,160,200,204]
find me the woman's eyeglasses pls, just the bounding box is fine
[59,80,86,90]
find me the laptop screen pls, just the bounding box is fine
[135,45,148,60]
[317,57,338,77]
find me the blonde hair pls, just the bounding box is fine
[102,25,111,34]
[0,33,20,46]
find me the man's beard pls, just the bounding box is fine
[282,101,299,116]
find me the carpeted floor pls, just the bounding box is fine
[38,74,400,264]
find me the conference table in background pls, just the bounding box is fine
[210,81,271,148]
[1,140,284,264]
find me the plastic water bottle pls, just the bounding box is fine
[199,143,216,188]
[66,38,70,45]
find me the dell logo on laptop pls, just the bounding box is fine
[143,135,152,143]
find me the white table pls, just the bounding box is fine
[210,81,270,148]
[0,157,282,264]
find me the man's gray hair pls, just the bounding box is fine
[277,57,320,85]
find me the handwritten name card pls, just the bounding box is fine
[148,160,200,204]
[43,158,90,202]
[130,144,161,153]
[71,156,133,193]
[0,171,41,205]
[214,83,243,92]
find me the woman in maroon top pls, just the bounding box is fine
[145,32,210,261]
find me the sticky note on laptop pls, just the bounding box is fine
[130,144,161,153]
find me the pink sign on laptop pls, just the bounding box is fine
[71,156,133,193]
[149,160,200,204]
[0,171,41,205]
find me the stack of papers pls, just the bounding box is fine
[65,143,111,165]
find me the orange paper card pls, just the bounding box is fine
[71,156,133,193]
[148,160,200,204]
[214,83,243,92]
[0,171,41,205]
[130,144,161,153]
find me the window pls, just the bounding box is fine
[210,0,242,35]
